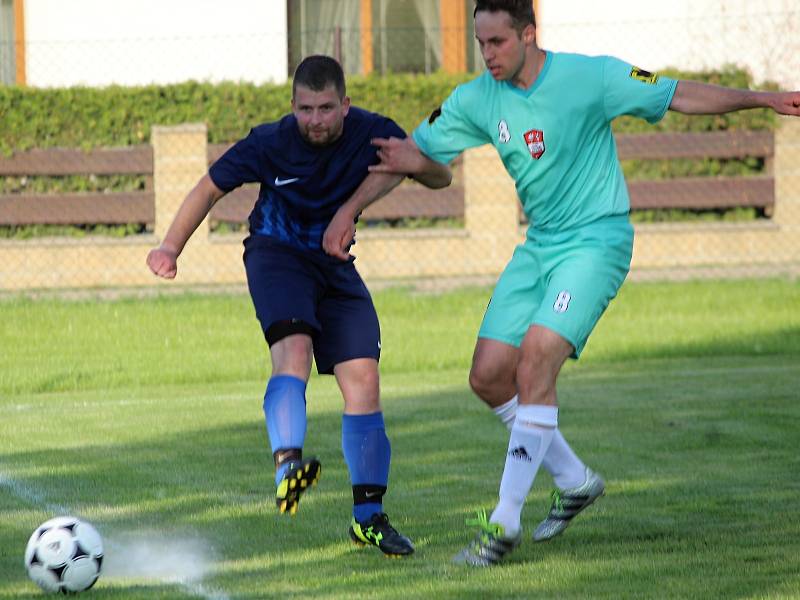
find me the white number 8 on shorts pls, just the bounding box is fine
[553,290,572,313]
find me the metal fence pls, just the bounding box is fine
[1,8,800,293]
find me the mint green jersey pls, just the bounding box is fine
[412,52,678,232]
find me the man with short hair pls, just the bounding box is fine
[147,55,451,557]
[324,0,800,566]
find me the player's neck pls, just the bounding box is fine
[510,48,546,90]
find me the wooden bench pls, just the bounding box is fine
[0,146,154,225]
[618,130,774,214]
[0,130,774,228]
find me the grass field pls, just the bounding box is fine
[1,279,799,599]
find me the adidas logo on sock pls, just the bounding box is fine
[508,446,532,462]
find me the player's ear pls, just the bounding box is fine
[342,95,351,115]
[522,23,536,46]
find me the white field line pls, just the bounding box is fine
[0,473,71,516]
[0,472,231,600]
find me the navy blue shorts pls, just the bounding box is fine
[243,235,381,375]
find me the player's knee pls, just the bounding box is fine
[348,365,380,398]
[341,379,380,414]
[469,363,502,403]
[268,323,314,377]
[468,367,487,396]
[283,344,314,368]
[335,358,380,411]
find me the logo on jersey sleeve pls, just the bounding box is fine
[630,66,659,84]
[498,120,511,144]
[523,129,546,159]
[428,106,442,124]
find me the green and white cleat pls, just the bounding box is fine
[453,510,521,567]
[533,467,605,542]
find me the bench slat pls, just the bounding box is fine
[0,192,154,225]
[0,133,776,226]
[0,146,153,176]
[616,130,773,160]
[628,176,774,210]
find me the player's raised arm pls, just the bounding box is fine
[322,171,405,261]
[146,174,226,279]
[669,80,800,116]
[323,138,452,261]
[370,136,452,189]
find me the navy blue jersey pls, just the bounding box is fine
[209,107,405,253]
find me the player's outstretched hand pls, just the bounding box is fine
[369,136,426,175]
[146,246,178,279]
[323,207,356,261]
[773,91,800,116]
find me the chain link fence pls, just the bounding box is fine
[1,1,799,293]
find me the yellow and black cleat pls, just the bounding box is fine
[349,513,414,557]
[276,458,321,515]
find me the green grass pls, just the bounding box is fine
[1,279,799,598]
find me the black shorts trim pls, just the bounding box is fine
[264,319,317,347]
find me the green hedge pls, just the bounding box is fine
[0,66,780,237]
[0,66,777,154]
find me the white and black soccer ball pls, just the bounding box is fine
[25,516,104,594]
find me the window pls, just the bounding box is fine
[371,0,441,74]
[464,0,482,72]
[0,0,15,84]
[288,0,446,76]
[288,0,362,76]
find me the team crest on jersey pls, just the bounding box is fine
[523,129,545,159]
[498,120,511,143]
[630,66,659,84]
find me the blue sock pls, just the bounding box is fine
[342,412,391,522]
[263,375,307,486]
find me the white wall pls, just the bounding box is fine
[538,0,800,89]
[24,0,288,87]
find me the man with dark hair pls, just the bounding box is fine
[324,1,800,566]
[147,54,451,557]
[292,54,346,99]
[473,0,535,30]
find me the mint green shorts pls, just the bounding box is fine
[478,216,633,358]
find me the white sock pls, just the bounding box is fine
[490,404,558,538]
[492,395,586,489]
[492,395,518,431]
[543,429,587,489]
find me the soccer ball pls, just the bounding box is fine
[25,516,104,594]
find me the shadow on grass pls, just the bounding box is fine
[2,359,799,598]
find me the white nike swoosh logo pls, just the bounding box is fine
[274,176,300,186]
[365,491,379,498]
